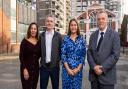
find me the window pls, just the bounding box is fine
[18,23,28,42]
[89,12,97,29]
[0,0,2,9]
[11,0,16,43]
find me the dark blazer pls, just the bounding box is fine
[87,27,120,85]
[39,30,62,69]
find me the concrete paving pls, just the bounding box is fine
[0,52,128,89]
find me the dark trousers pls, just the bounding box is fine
[40,65,59,89]
[91,79,114,89]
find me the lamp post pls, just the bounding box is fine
[1,0,3,53]
[16,0,18,44]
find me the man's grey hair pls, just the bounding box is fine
[45,14,55,22]
[97,10,108,18]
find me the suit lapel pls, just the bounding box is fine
[41,32,46,56]
[98,28,111,53]
[51,30,57,61]
[51,31,57,49]
[93,30,99,50]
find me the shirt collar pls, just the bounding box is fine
[99,26,107,34]
[46,29,54,35]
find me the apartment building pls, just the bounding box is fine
[36,0,70,34]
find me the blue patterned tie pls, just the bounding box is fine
[97,32,104,51]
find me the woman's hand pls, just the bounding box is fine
[73,64,82,75]
[73,68,80,75]
[23,68,29,80]
[67,68,74,76]
[64,62,74,76]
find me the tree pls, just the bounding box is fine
[120,15,127,46]
[18,0,31,3]
[26,0,31,2]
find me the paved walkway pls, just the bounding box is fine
[0,51,128,89]
[0,53,19,61]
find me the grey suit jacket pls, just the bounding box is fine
[87,27,120,85]
[39,30,62,69]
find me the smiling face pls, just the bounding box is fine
[70,21,78,34]
[45,16,55,30]
[97,12,108,31]
[68,19,80,35]
[27,23,38,39]
[30,24,37,38]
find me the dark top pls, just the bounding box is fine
[19,38,40,89]
[19,38,40,72]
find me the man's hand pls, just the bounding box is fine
[94,65,103,75]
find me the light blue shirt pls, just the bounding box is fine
[45,30,54,63]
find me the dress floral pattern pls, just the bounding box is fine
[61,35,86,89]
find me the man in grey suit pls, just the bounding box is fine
[87,11,120,89]
[39,15,62,89]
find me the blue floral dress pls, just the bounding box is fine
[61,35,86,89]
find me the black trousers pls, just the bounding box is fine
[91,79,114,89]
[40,65,59,89]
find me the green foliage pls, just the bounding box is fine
[120,15,127,46]
[26,0,31,2]
[17,0,31,3]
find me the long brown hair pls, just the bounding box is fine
[67,19,80,35]
[26,22,39,40]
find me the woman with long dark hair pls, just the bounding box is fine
[61,19,86,89]
[19,22,40,89]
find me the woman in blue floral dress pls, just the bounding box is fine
[61,19,86,89]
